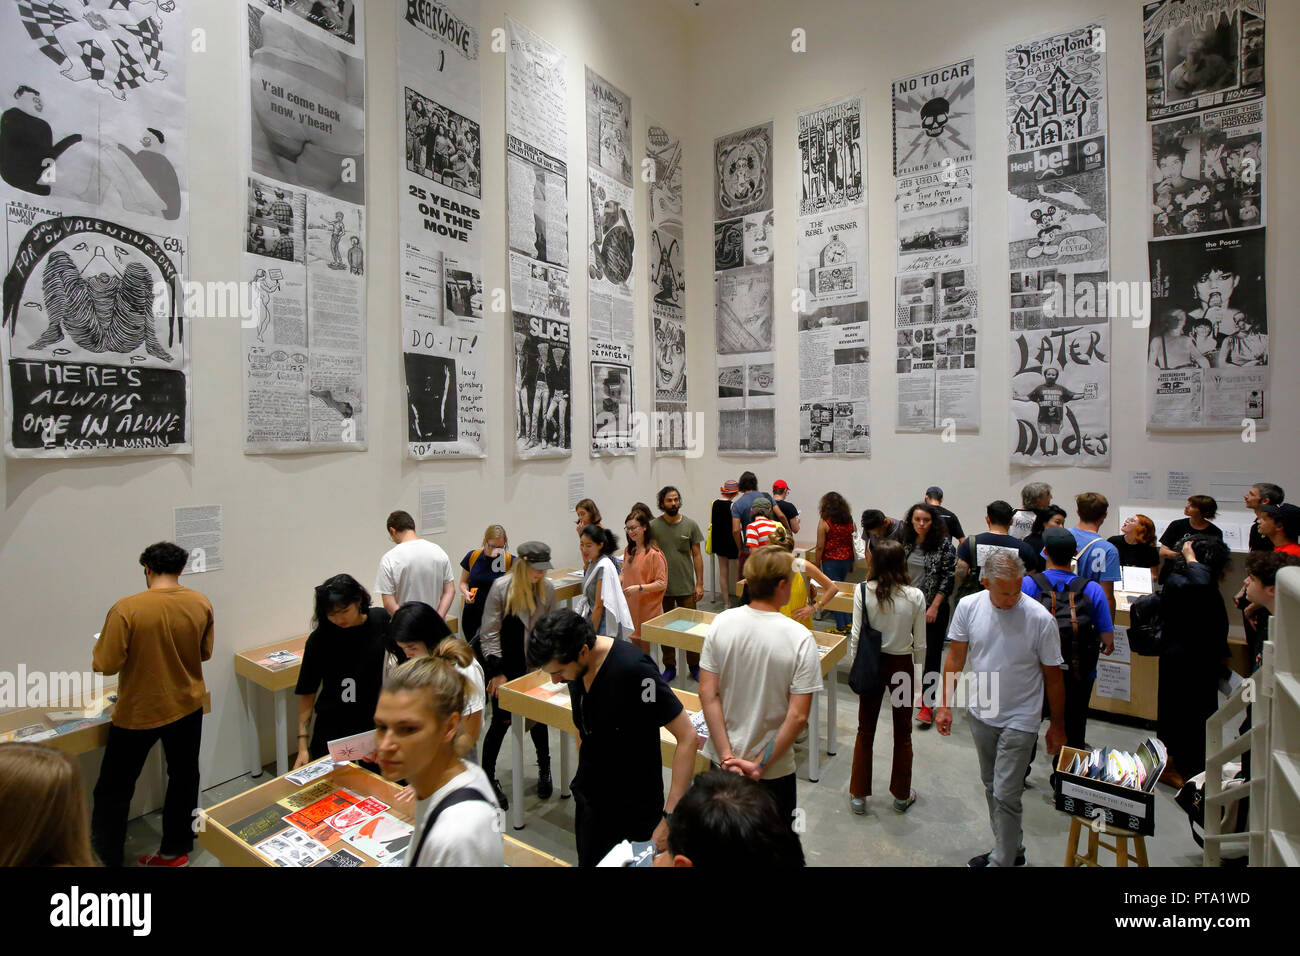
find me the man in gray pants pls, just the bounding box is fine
[935,550,1065,867]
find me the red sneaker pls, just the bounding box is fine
[138,853,189,867]
[916,706,934,728]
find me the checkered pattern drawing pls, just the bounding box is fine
[18,0,171,99]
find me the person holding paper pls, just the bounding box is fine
[1108,514,1160,584]
[294,575,389,770]
[458,526,512,641]
[91,542,214,868]
[528,610,697,866]
[374,654,504,867]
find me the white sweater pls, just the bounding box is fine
[850,581,927,663]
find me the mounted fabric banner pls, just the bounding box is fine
[1142,0,1268,432]
[242,0,368,453]
[647,119,686,456]
[506,18,570,460]
[585,68,634,457]
[398,0,485,458]
[1,0,190,457]
[892,58,979,433]
[795,93,869,456]
[713,121,774,455]
[1004,22,1111,468]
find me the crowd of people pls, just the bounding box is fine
[4,475,1296,869]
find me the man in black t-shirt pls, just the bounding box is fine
[528,610,699,866]
[1244,482,1284,553]
[925,486,965,545]
[956,500,1040,593]
[771,480,800,533]
[1017,367,1077,435]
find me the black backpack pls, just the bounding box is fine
[1028,572,1100,675]
[1126,591,1164,656]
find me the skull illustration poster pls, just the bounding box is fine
[243,2,368,453]
[714,121,775,455]
[795,94,869,456]
[399,0,486,459]
[507,18,569,460]
[585,71,634,458]
[1,0,190,457]
[647,118,686,456]
[891,62,975,435]
[1005,21,1109,467]
[1142,0,1265,122]
[893,59,975,177]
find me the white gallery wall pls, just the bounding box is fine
[674,0,1299,538]
[0,0,1296,797]
[0,0,693,791]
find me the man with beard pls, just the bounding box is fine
[651,486,706,682]
[1014,367,1078,438]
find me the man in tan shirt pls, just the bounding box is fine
[91,542,214,867]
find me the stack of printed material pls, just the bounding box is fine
[1064,738,1167,792]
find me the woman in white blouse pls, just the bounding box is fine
[848,539,926,816]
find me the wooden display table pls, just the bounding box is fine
[641,607,848,783]
[235,617,460,779]
[0,686,210,757]
[198,762,565,867]
[546,568,585,604]
[496,669,712,831]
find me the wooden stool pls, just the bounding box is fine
[1064,816,1149,867]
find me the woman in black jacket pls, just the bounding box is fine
[1156,536,1231,788]
[899,503,957,730]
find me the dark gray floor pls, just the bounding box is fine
[126,601,1204,867]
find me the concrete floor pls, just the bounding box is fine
[125,600,1206,868]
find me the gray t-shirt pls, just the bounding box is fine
[947,591,1062,733]
[700,606,822,779]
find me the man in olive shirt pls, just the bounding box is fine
[92,542,214,867]
[650,485,705,682]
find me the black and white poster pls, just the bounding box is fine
[507,18,569,459]
[1148,222,1266,428]
[1143,0,1264,122]
[893,59,977,433]
[795,95,868,457]
[243,1,367,453]
[1,0,191,457]
[714,121,774,454]
[399,0,484,458]
[1005,22,1109,467]
[1143,1,1267,432]
[647,119,686,455]
[893,58,975,178]
[585,69,633,457]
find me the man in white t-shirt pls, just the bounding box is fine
[1009,481,1052,540]
[375,510,456,616]
[699,545,822,831]
[935,549,1065,868]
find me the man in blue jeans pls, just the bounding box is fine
[935,549,1064,867]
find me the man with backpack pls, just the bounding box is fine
[955,500,1042,600]
[1021,528,1114,751]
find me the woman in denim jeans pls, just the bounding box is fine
[814,492,856,632]
[900,503,957,729]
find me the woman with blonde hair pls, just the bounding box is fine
[458,524,511,641]
[375,647,504,867]
[477,542,558,808]
[766,525,838,629]
[621,508,668,653]
[0,743,96,866]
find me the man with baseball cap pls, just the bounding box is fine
[925,486,965,545]
[771,480,799,534]
[1259,503,1300,556]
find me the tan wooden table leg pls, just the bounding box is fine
[1065,817,1082,866]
